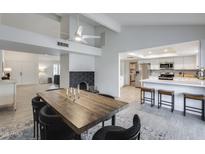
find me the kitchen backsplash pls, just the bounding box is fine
[150,70,197,78]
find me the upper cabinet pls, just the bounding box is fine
[200,40,205,68]
[174,57,184,70]
[150,59,159,70]
[183,56,196,69]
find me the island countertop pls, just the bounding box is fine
[0,80,16,84]
[141,78,205,113]
[141,78,205,88]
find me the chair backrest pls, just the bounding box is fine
[106,114,141,140]
[39,105,63,126]
[39,105,70,139]
[98,93,115,99]
[31,96,46,122]
[32,96,46,108]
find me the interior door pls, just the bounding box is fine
[6,60,22,84]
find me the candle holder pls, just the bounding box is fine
[65,87,80,102]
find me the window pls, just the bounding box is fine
[53,64,60,75]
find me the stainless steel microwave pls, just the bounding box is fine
[160,63,174,69]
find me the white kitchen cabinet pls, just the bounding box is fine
[174,57,184,70]
[138,59,144,64]
[200,40,205,68]
[150,59,159,70]
[143,59,150,64]
[160,57,173,63]
[183,56,196,69]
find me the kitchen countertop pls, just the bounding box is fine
[141,78,205,88]
[0,80,16,84]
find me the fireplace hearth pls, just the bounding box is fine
[69,71,94,90]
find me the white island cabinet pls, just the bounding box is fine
[141,79,205,115]
[0,80,16,110]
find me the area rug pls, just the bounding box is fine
[0,102,169,140]
[1,102,205,140]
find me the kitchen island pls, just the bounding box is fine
[141,78,205,115]
[0,80,16,110]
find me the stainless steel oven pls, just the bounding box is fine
[160,63,174,70]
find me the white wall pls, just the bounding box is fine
[0,14,60,38]
[4,51,39,84]
[60,53,69,88]
[69,15,96,46]
[39,58,60,83]
[69,53,95,71]
[95,26,205,97]
[120,60,130,87]
[0,50,2,77]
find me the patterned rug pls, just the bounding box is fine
[1,102,204,140]
[0,102,168,140]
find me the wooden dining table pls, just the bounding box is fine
[37,89,128,135]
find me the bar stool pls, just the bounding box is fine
[183,93,205,121]
[158,90,175,112]
[140,87,155,107]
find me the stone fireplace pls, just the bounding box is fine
[69,71,94,90]
[78,81,89,90]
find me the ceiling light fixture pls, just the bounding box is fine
[164,49,168,52]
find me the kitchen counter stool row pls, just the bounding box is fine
[140,87,205,121]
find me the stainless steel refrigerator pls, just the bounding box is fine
[136,63,150,87]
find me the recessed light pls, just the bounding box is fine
[148,51,152,54]
[128,52,136,56]
[164,49,168,52]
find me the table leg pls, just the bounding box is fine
[81,130,89,140]
[75,134,81,140]
[112,115,116,125]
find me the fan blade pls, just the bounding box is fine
[82,35,101,39]
[76,25,83,36]
[80,38,88,44]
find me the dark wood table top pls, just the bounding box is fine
[37,89,128,134]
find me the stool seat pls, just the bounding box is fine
[141,87,155,107]
[158,89,175,112]
[183,93,205,121]
[141,87,155,92]
[183,93,204,100]
[158,89,174,95]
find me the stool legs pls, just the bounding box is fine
[151,91,155,107]
[184,96,204,121]
[172,94,174,112]
[140,90,144,104]
[202,100,205,121]
[140,90,155,106]
[158,92,174,112]
[184,97,186,116]
[158,93,161,108]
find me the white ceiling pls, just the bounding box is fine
[106,13,205,26]
[120,40,199,60]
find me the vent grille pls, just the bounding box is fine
[57,41,69,47]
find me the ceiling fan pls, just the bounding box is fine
[73,15,101,44]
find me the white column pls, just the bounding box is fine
[0,50,3,77]
[60,53,69,88]
[60,15,70,40]
[200,40,205,68]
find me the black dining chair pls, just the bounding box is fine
[39,105,76,140]
[98,93,115,127]
[92,114,141,140]
[31,96,46,139]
